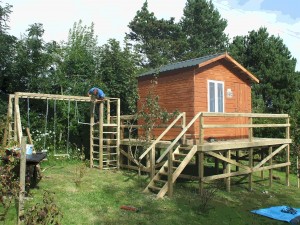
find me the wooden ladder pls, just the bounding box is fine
[90,99,120,170]
[144,145,197,198]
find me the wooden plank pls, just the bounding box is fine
[205,151,250,171]
[269,146,273,187]
[168,147,173,197]
[202,162,290,182]
[254,144,287,169]
[200,139,292,151]
[286,117,290,186]
[14,94,22,144]
[99,101,104,170]
[226,150,231,192]
[249,148,253,191]
[201,112,289,118]
[90,102,95,168]
[18,136,27,225]
[203,124,289,128]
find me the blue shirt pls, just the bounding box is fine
[88,87,105,98]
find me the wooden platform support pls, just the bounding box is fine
[18,136,27,225]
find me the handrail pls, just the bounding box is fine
[201,112,289,118]
[156,112,202,163]
[138,112,186,161]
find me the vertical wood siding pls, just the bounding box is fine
[137,59,253,141]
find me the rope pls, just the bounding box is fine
[75,101,93,125]
[43,99,49,150]
[27,98,30,128]
[67,99,70,154]
[53,100,57,155]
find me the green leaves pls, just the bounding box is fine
[229,27,299,114]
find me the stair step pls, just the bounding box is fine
[174,153,187,157]
[164,166,177,171]
[179,146,192,150]
[154,178,167,183]
[173,159,182,164]
[148,185,161,191]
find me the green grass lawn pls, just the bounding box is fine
[4,159,300,225]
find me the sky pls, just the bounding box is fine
[7,0,300,71]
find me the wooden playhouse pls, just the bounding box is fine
[137,52,259,141]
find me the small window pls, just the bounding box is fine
[208,80,224,112]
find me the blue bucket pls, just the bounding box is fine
[26,144,33,155]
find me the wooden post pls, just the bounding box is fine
[226,150,231,192]
[150,146,155,179]
[248,148,253,191]
[214,157,219,174]
[297,156,299,188]
[260,151,264,179]
[3,94,14,146]
[99,101,104,170]
[89,102,95,168]
[249,116,253,142]
[286,116,290,186]
[236,150,240,172]
[199,113,204,145]
[181,112,186,144]
[18,136,27,225]
[269,146,273,187]
[167,148,173,197]
[116,99,121,169]
[14,94,22,144]
[199,151,204,195]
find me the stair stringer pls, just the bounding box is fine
[144,145,198,199]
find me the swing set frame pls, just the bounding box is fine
[3,92,107,156]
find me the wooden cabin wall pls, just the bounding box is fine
[137,68,195,140]
[194,60,252,140]
[137,60,253,141]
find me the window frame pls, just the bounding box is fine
[207,80,225,113]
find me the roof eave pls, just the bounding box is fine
[197,53,259,83]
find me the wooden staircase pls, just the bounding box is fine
[144,145,197,198]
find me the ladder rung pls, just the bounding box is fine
[103,167,117,170]
[103,145,118,148]
[103,132,117,134]
[103,160,117,163]
[103,153,118,156]
[103,123,118,127]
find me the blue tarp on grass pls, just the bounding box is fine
[251,206,300,223]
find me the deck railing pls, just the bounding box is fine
[138,112,186,178]
[157,112,290,163]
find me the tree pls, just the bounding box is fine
[99,39,139,114]
[126,1,186,68]
[10,23,53,93]
[59,20,100,96]
[228,27,299,114]
[0,1,17,115]
[180,0,229,59]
